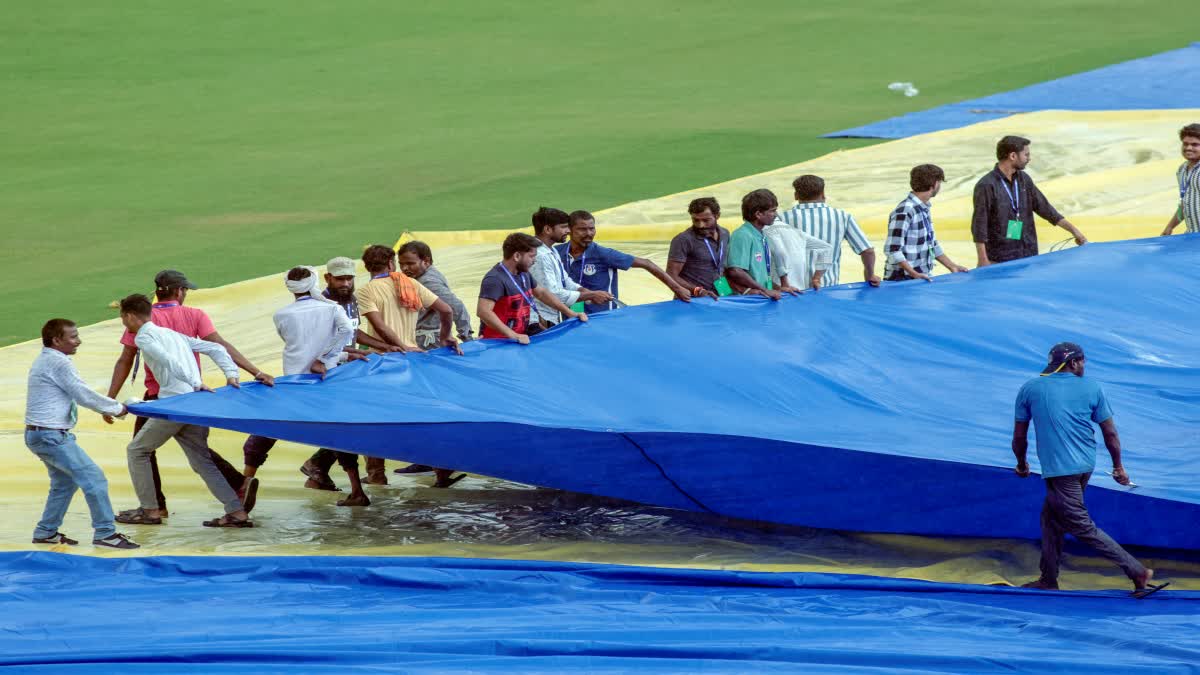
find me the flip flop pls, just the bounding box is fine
[115,508,163,525]
[202,515,253,528]
[1133,582,1170,599]
[118,507,168,519]
[240,477,260,513]
[432,473,468,489]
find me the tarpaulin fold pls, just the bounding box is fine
[2,552,1197,673]
[826,43,1200,138]
[133,235,1200,550]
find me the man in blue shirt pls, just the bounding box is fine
[556,210,692,313]
[1012,342,1154,592]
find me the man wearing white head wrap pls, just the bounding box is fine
[239,268,356,483]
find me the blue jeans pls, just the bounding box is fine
[25,429,116,540]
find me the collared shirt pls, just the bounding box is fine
[355,275,440,348]
[531,243,581,324]
[119,301,217,396]
[971,165,1064,263]
[26,348,124,429]
[414,266,474,342]
[726,222,773,289]
[273,297,354,376]
[667,226,731,294]
[1177,161,1200,234]
[763,224,833,289]
[322,288,360,348]
[778,202,872,286]
[133,321,239,398]
[884,193,945,279]
[1015,373,1114,478]
[555,242,635,314]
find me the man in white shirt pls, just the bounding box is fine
[115,294,252,528]
[529,207,612,326]
[241,267,373,507]
[764,221,835,290]
[24,319,139,549]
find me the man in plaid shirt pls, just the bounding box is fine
[884,164,970,282]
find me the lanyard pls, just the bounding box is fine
[296,296,313,302]
[372,272,389,279]
[759,233,771,274]
[703,237,724,270]
[574,251,587,284]
[152,302,180,309]
[1182,163,1199,199]
[498,264,534,308]
[1000,176,1020,213]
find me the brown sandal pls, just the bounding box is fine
[202,514,253,528]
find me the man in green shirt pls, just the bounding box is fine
[725,188,800,300]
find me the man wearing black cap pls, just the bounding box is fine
[1011,342,1156,592]
[106,269,275,517]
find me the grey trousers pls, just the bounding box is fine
[1040,472,1145,582]
[127,418,243,514]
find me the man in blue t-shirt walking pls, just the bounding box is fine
[1012,342,1155,592]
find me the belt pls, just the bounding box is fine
[25,425,67,432]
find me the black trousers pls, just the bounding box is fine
[242,435,359,472]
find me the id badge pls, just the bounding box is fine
[1006,219,1023,240]
[570,301,585,313]
[713,276,733,297]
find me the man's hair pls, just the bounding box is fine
[361,244,396,273]
[502,232,542,259]
[287,266,312,282]
[740,188,779,222]
[910,164,946,192]
[154,285,182,302]
[996,135,1031,161]
[792,175,825,200]
[119,294,153,318]
[568,210,594,227]
[687,197,721,217]
[531,207,570,235]
[398,240,433,263]
[1180,123,1200,141]
[41,318,75,347]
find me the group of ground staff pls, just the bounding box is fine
[22,131,1199,593]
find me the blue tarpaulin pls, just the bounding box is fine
[2,552,1197,672]
[133,235,1200,550]
[825,43,1200,138]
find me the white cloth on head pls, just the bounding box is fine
[285,266,335,303]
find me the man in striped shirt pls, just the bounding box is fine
[1162,123,1200,236]
[777,175,881,287]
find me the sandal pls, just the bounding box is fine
[119,507,168,520]
[202,514,253,528]
[115,508,164,525]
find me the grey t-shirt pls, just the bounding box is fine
[667,226,730,293]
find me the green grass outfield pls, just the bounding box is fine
[1,1,1192,345]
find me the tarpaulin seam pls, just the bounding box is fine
[621,433,715,514]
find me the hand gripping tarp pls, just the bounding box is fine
[3,552,1198,673]
[133,235,1200,550]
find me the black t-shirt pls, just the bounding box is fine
[479,263,538,338]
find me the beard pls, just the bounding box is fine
[325,285,355,302]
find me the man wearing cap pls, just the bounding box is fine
[1012,342,1155,592]
[295,255,401,491]
[106,269,275,516]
